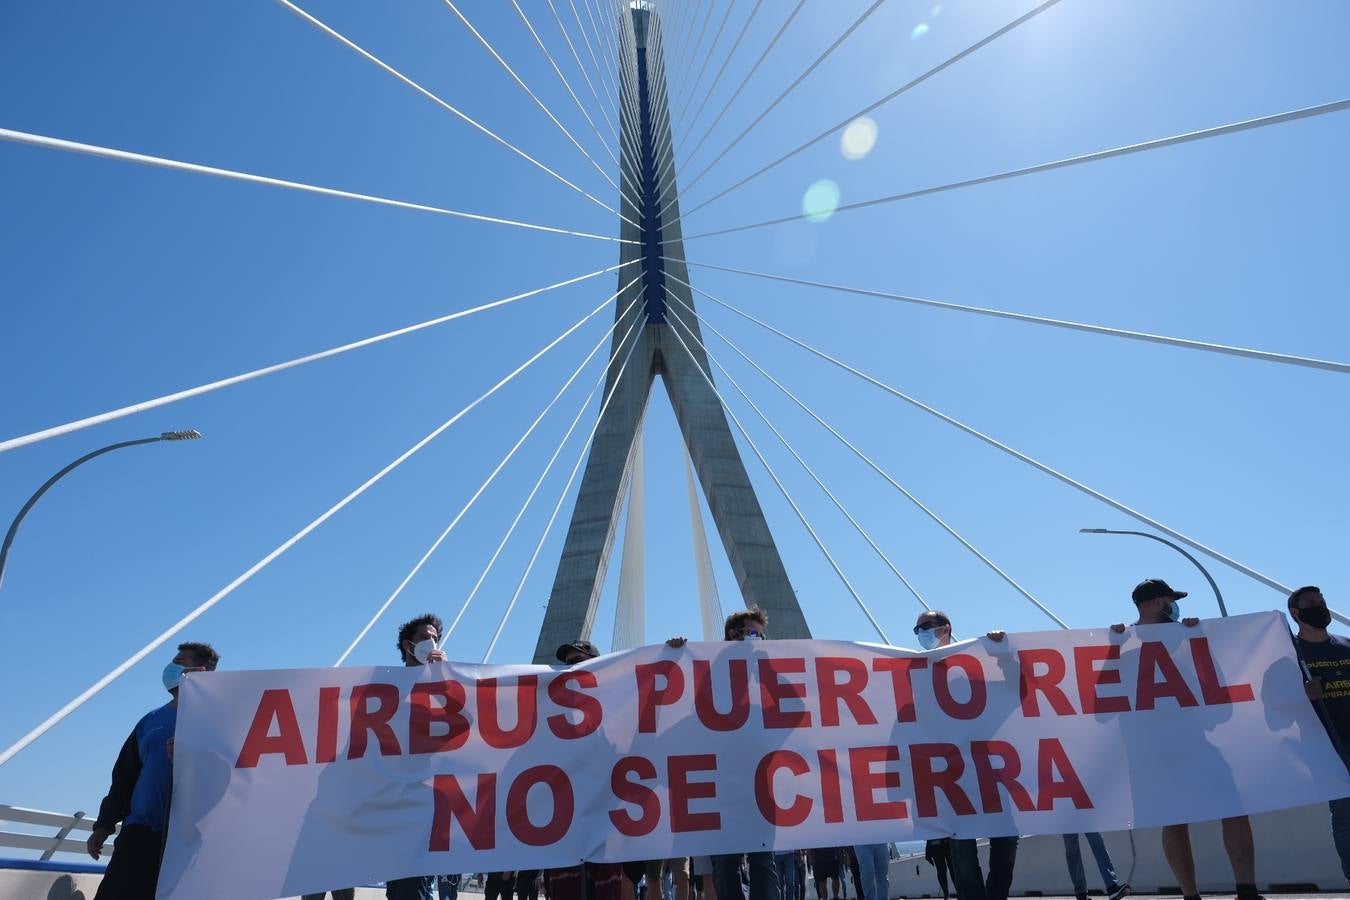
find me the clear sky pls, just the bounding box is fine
[1,0,1347,827]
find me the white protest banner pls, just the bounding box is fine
[159,611,1347,899]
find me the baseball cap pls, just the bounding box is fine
[555,640,599,662]
[1132,578,1188,605]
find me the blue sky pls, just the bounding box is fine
[1,0,1347,824]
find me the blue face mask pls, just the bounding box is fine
[1163,600,1181,622]
[162,662,186,693]
[916,630,942,651]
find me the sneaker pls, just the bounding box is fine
[1109,884,1131,900]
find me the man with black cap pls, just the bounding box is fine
[1287,585,1350,883]
[1115,579,1260,900]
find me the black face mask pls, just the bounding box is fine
[1299,606,1333,629]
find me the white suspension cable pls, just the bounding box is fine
[666,259,1350,375]
[664,0,717,136]
[682,97,1350,238]
[0,289,624,767]
[335,282,644,665]
[684,446,725,641]
[439,0,637,210]
[0,128,632,245]
[676,0,1063,223]
[0,263,634,454]
[611,427,648,652]
[578,0,643,172]
[661,305,891,644]
[480,314,650,661]
[277,0,631,224]
[669,0,738,142]
[542,0,622,146]
[443,309,647,649]
[673,0,763,161]
[673,0,808,194]
[668,285,1080,629]
[665,298,932,617]
[662,0,887,222]
[676,275,1324,621]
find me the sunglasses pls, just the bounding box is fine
[913,619,949,634]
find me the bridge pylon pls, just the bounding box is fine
[532,2,810,662]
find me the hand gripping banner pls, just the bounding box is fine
[158,612,1348,899]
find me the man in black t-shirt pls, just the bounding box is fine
[1288,585,1350,883]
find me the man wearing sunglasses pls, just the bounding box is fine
[912,610,1017,900]
[88,640,219,900]
[1288,585,1350,883]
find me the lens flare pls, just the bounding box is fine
[911,22,930,39]
[802,180,840,223]
[840,116,878,160]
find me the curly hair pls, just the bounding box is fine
[723,607,769,640]
[177,641,219,670]
[396,613,444,661]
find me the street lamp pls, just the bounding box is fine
[1080,527,1228,617]
[0,430,203,590]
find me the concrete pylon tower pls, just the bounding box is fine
[533,2,810,663]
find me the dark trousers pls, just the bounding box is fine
[713,853,778,900]
[388,876,436,900]
[950,837,1018,900]
[93,824,163,900]
[486,873,515,900]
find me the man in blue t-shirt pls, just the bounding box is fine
[88,640,219,900]
[1289,585,1350,884]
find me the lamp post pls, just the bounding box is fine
[1080,527,1228,617]
[0,430,202,591]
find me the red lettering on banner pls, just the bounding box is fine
[910,743,975,817]
[609,757,660,837]
[236,689,308,768]
[410,681,470,755]
[316,686,339,764]
[506,765,574,846]
[849,746,907,821]
[933,655,987,720]
[760,658,812,729]
[1018,649,1075,717]
[429,773,496,851]
[1036,739,1093,810]
[872,657,928,722]
[1074,645,1130,714]
[1190,637,1255,705]
[817,658,877,727]
[818,749,844,823]
[754,750,812,826]
[694,659,751,731]
[1135,641,1199,710]
[669,754,721,832]
[636,661,685,733]
[349,683,401,759]
[546,671,603,739]
[478,676,539,749]
[971,741,1035,813]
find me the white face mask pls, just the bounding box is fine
[411,639,437,664]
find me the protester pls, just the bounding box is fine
[773,851,796,900]
[438,874,461,900]
[1288,585,1350,882]
[692,856,717,900]
[385,614,449,900]
[793,851,807,900]
[923,839,951,900]
[1113,579,1262,900]
[1060,833,1129,900]
[486,872,516,900]
[808,848,840,900]
[841,847,861,900]
[710,609,780,900]
[88,641,219,900]
[516,870,541,900]
[914,610,1016,900]
[851,840,887,900]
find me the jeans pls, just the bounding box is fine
[387,876,436,900]
[950,837,1018,900]
[852,844,889,900]
[1332,797,1350,884]
[774,852,797,900]
[1063,833,1119,896]
[713,852,779,900]
[439,875,461,900]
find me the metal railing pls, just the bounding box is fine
[0,805,113,860]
